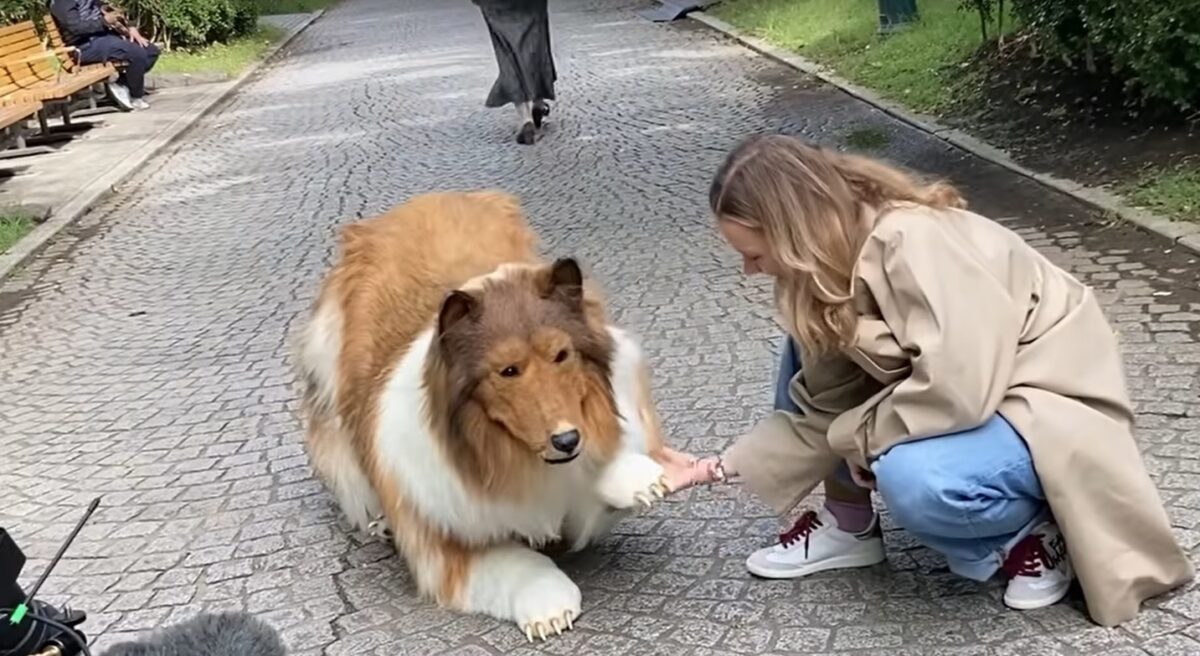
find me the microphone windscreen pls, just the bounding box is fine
[99,611,285,656]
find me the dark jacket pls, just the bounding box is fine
[49,0,109,46]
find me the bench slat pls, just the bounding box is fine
[0,21,37,40]
[0,101,40,129]
[0,33,42,51]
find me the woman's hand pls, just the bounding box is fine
[656,447,721,492]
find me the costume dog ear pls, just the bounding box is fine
[437,290,478,336]
[543,258,583,310]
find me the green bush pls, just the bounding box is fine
[1011,0,1200,110]
[2,0,257,49]
[117,0,259,49]
[0,0,47,24]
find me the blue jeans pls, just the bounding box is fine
[773,335,1048,580]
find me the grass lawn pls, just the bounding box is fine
[254,0,337,14]
[711,0,1012,115]
[0,214,35,254]
[1127,165,1200,224]
[156,26,284,77]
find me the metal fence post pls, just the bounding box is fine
[878,0,919,34]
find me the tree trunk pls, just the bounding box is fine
[997,0,1005,48]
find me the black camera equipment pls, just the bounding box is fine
[1,498,100,656]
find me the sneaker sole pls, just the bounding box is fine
[746,546,886,580]
[1003,582,1072,610]
[108,92,133,112]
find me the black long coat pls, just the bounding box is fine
[473,0,557,107]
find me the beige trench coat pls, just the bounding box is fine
[724,203,1193,626]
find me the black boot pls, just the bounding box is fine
[532,101,550,129]
[516,121,536,145]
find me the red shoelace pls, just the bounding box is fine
[1001,532,1066,578]
[779,510,823,558]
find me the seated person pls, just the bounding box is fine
[50,0,160,111]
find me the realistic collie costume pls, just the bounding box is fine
[294,191,671,641]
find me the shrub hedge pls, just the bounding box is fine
[0,0,257,49]
[122,0,259,49]
[0,0,44,25]
[1011,0,1200,109]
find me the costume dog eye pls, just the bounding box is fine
[500,366,520,378]
[554,349,570,363]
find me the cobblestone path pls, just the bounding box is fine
[4,1,1200,654]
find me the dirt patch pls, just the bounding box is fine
[943,36,1200,189]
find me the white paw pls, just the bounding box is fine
[366,516,392,541]
[596,452,668,511]
[513,568,582,642]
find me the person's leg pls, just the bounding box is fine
[872,414,1073,609]
[76,35,136,109]
[744,335,883,580]
[772,334,802,413]
[79,36,149,92]
[117,44,151,99]
[75,34,124,66]
[143,42,160,73]
[532,99,550,128]
[514,101,535,145]
[824,465,874,529]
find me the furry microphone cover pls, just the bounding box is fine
[99,611,285,656]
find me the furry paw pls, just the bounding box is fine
[513,569,582,642]
[366,516,393,541]
[596,452,668,511]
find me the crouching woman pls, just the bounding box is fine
[668,134,1193,626]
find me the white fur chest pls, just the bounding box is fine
[605,327,654,455]
[373,329,600,546]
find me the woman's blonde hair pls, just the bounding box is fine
[709,134,965,354]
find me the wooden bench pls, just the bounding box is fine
[0,20,115,137]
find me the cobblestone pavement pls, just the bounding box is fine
[4,1,1200,654]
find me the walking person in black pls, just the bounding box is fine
[472,0,557,145]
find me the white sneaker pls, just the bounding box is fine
[131,98,150,111]
[746,507,885,579]
[1002,522,1074,610]
[108,82,133,111]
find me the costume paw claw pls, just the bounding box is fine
[366,516,393,540]
[523,611,576,642]
[633,476,669,509]
[597,453,668,512]
[512,569,580,643]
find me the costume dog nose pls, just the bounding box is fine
[551,430,580,453]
